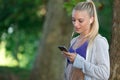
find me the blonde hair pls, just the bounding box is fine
[72,1,99,44]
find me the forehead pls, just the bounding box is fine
[72,10,89,19]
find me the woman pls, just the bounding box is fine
[63,1,110,80]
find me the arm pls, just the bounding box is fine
[73,37,110,80]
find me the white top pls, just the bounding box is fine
[65,34,110,80]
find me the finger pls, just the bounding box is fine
[63,51,71,56]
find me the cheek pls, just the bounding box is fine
[82,21,90,29]
[81,21,88,27]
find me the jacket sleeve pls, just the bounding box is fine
[73,37,110,80]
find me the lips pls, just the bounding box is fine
[75,28,80,31]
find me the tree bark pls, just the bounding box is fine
[30,0,73,80]
[109,0,120,80]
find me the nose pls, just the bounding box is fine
[73,20,79,28]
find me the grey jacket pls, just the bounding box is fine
[65,34,110,80]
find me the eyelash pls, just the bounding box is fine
[78,20,83,23]
[72,19,83,23]
[72,19,76,22]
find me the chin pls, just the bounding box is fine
[75,30,81,34]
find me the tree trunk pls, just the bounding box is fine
[109,0,120,80]
[30,0,73,80]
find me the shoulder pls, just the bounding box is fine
[94,34,109,49]
[94,34,108,44]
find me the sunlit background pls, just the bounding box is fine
[0,2,46,69]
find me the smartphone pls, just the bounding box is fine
[58,46,68,52]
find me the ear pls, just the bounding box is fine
[90,16,94,24]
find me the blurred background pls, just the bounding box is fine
[0,0,118,80]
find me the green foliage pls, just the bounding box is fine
[97,0,113,43]
[0,0,44,35]
[64,0,85,16]
[0,0,45,69]
[5,29,40,69]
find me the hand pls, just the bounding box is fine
[62,51,77,63]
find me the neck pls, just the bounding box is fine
[79,33,88,39]
[80,29,90,39]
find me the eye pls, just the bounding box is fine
[78,19,84,23]
[72,19,76,22]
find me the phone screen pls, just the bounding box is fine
[58,46,68,52]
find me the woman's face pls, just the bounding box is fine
[72,10,93,35]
